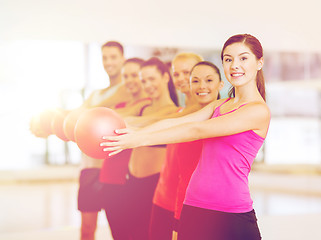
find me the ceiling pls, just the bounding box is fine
[1,0,321,52]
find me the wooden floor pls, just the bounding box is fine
[1,167,321,240]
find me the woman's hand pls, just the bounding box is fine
[100,128,144,156]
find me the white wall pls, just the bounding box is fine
[1,0,321,52]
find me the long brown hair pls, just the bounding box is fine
[141,57,179,106]
[220,34,266,101]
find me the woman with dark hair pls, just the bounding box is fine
[101,34,270,240]
[149,53,205,240]
[122,57,179,240]
[98,57,151,240]
[151,60,224,240]
[169,61,224,240]
[112,58,152,115]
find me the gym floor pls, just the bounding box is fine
[0,166,321,240]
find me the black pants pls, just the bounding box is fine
[125,172,160,240]
[179,205,261,240]
[102,184,129,240]
[149,204,175,240]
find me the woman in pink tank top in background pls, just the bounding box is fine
[102,34,271,240]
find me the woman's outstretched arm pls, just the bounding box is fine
[101,101,270,156]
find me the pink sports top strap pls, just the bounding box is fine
[213,98,249,117]
[217,98,231,109]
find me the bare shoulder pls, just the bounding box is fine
[237,101,271,136]
[192,98,228,120]
[165,105,181,114]
[116,83,127,93]
[87,89,100,98]
[212,98,229,109]
[243,101,270,137]
[82,90,99,107]
[245,101,270,119]
[215,98,229,105]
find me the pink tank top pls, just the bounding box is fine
[184,98,265,213]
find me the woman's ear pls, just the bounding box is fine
[163,72,170,83]
[218,80,225,91]
[257,57,264,71]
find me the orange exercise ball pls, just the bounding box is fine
[30,109,56,138]
[74,107,126,159]
[63,108,84,142]
[51,109,70,141]
[29,114,49,138]
[39,109,57,136]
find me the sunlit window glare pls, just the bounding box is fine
[0,40,107,169]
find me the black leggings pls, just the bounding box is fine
[102,184,129,240]
[178,205,261,240]
[149,204,175,240]
[125,172,160,240]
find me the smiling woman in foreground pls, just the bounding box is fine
[101,34,271,240]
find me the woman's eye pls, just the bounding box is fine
[241,57,247,61]
[224,58,232,62]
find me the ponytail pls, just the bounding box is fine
[168,76,179,106]
[256,69,265,101]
